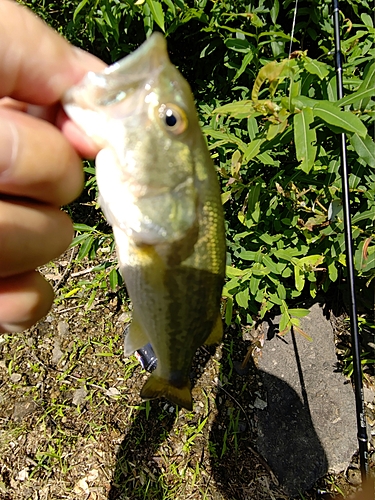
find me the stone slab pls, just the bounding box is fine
[256,303,358,495]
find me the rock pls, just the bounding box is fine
[10,373,22,383]
[16,468,29,481]
[74,478,89,494]
[105,387,121,398]
[72,386,88,406]
[51,341,64,365]
[117,312,132,324]
[57,321,69,336]
[346,467,361,486]
[253,396,267,410]
[256,303,358,495]
[13,398,37,421]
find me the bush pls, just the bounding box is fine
[20,0,375,332]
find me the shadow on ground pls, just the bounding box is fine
[208,325,328,499]
[108,323,328,499]
[108,402,177,499]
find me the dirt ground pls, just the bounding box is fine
[0,245,374,500]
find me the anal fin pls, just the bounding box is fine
[140,374,192,411]
[124,313,149,356]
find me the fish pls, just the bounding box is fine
[63,33,226,411]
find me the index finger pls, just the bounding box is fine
[0,0,105,104]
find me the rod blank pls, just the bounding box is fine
[331,0,368,480]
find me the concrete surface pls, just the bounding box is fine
[256,303,358,495]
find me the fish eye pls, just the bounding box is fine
[158,104,188,135]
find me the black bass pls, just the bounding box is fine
[63,33,226,410]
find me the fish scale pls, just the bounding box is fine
[63,33,226,410]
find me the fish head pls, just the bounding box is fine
[64,33,203,248]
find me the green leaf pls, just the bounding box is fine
[204,128,247,151]
[247,182,261,213]
[70,233,90,248]
[277,283,286,300]
[234,51,254,81]
[224,278,240,293]
[235,288,249,308]
[337,88,375,108]
[221,191,232,205]
[361,13,373,27]
[304,57,330,79]
[328,261,338,282]
[230,149,242,176]
[294,107,317,173]
[288,308,310,318]
[356,62,375,110]
[181,8,208,24]
[225,297,233,325]
[213,101,255,119]
[225,38,251,53]
[293,95,318,108]
[101,1,119,41]
[238,251,257,261]
[73,223,97,232]
[64,287,80,298]
[109,268,118,291]
[73,0,90,22]
[257,152,279,166]
[162,0,175,15]
[266,120,289,140]
[262,255,280,274]
[86,289,97,309]
[270,0,279,24]
[250,276,260,296]
[274,248,301,260]
[77,234,95,261]
[360,251,375,273]
[279,311,290,333]
[259,234,277,246]
[313,102,367,137]
[146,0,165,31]
[294,266,305,292]
[252,60,288,102]
[252,263,270,276]
[349,134,375,167]
[352,209,375,225]
[269,293,283,306]
[244,139,265,161]
[298,254,324,269]
[247,117,259,140]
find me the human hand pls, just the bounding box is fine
[0,0,105,332]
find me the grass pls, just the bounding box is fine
[0,251,374,499]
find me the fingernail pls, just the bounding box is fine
[0,117,19,177]
[1,322,24,333]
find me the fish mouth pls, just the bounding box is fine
[104,33,168,82]
[64,33,169,113]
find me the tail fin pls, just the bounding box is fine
[140,374,192,411]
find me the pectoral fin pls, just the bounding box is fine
[140,374,192,411]
[124,313,149,356]
[204,314,223,345]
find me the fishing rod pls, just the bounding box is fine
[331,0,368,480]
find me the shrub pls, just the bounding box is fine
[20,0,375,332]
